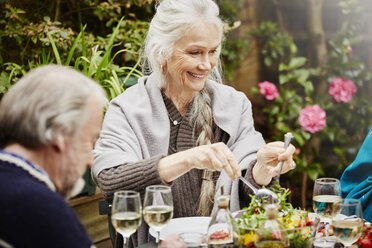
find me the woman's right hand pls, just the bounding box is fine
[186,142,241,180]
[158,142,241,183]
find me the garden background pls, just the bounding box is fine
[1,0,372,246]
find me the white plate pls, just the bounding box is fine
[149,217,211,240]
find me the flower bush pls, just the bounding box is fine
[251,0,372,207]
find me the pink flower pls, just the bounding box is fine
[299,105,326,133]
[10,13,18,20]
[258,81,279,101]
[329,77,357,103]
[347,46,353,54]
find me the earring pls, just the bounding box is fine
[161,64,164,74]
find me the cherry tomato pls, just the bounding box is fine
[306,216,314,226]
[357,227,372,248]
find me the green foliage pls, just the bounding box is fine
[0,1,150,101]
[0,4,77,66]
[217,0,251,81]
[221,31,250,81]
[251,0,372,179]
[249,21,295,67]
[0,0,246,98]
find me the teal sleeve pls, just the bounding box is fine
[340,128,372,222]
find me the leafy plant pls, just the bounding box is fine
[217,0,251,81]
[0,1,150,99]
[249,21,296,68]
[0,0,248,97]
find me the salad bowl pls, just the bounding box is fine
[234,210,319,248]
[234,184,320,248]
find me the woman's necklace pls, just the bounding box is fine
[161,90,185,126]
[168,114,182,126]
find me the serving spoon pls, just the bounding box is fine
[239,176,278,203]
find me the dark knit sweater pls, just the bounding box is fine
[0,150,93,248]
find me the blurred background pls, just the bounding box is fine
[1,0,371,245]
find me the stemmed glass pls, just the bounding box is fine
[333,199,364,248]
[111,190,142,248]
[143,185,173,244]
[312,178,342,244]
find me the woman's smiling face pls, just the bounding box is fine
[165,22,220,95]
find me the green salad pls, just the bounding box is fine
[236,184,319,248]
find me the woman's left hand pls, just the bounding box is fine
[252,141,296,186]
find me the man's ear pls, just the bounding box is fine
[52,134,65,153]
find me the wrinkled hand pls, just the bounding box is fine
[253,141,296,186]
[158,234,187,248]
[187,142,241,180]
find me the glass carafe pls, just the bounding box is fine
[207,195,237,248]
[255,204,289,248]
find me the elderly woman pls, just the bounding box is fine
[93,0,295,246]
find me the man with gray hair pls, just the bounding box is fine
[0,65,107,248]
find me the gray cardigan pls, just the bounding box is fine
[93,74,266,213]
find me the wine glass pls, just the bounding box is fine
[143,185,173,244]
[312,178,342,244]
[333,199,364,248]
[111,190,142,248]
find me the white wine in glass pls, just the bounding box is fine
[111,190,142,248]
[143,185,173,244]
[333,199,364,248]
[313,195,342,219]
[312,178,342,243]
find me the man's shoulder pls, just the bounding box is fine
[0,160,73,219]
[0,166,92,248]
[0,161,56,198]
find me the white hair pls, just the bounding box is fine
[0,64,108,148]
[141,0,224,87]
